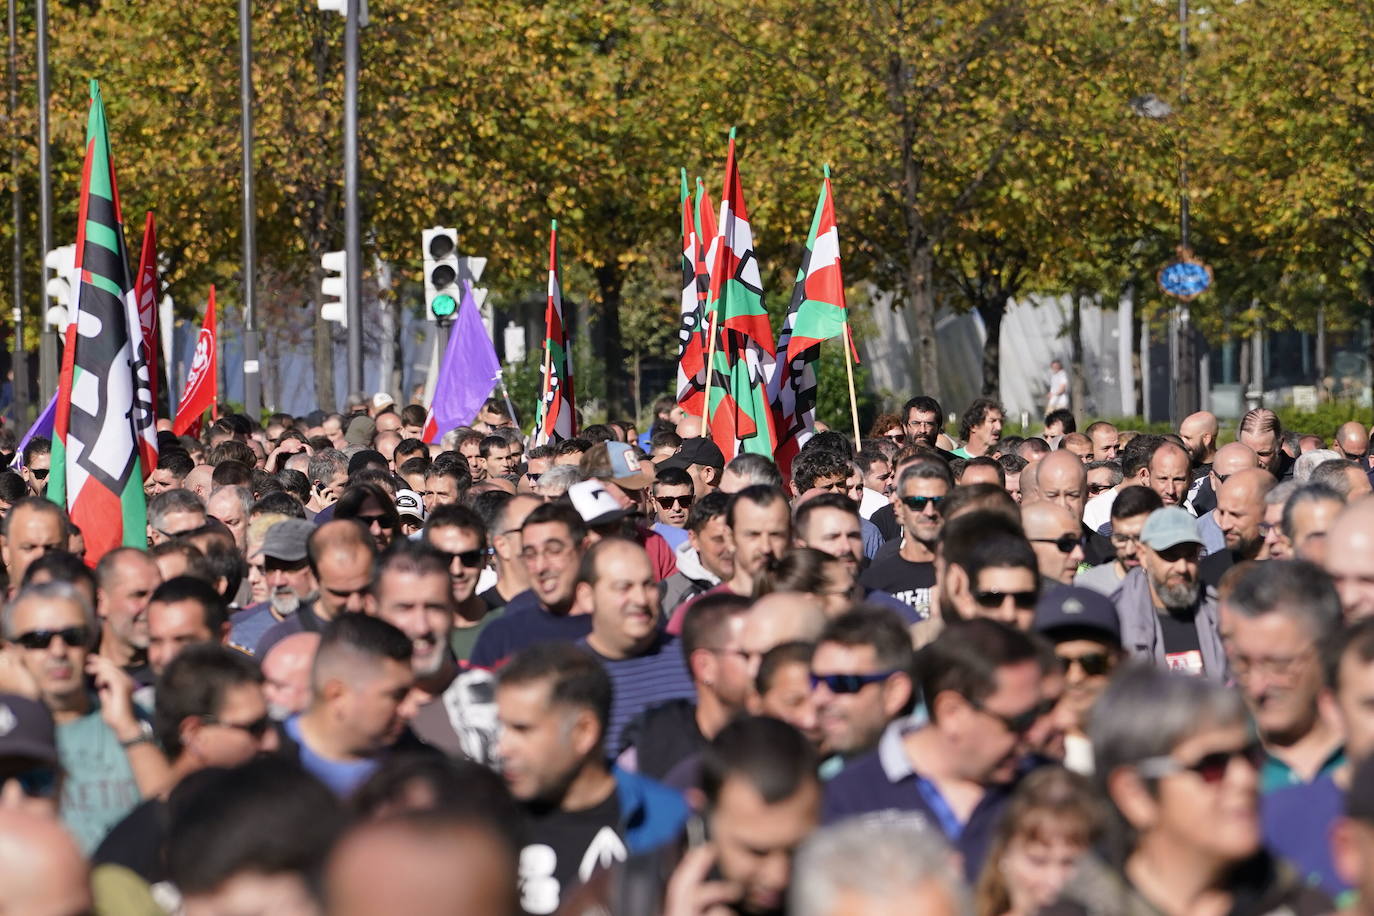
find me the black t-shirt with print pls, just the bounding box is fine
[518,791,625,915]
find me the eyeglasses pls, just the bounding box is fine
[521,541,572,563]
[900,495,944,513]
[656,495,694,509]
[443,548,487,569]
[971,697,1055,735]
[882,431,905,441]
[356,514,396,530]
[1030,533,1080,554]
[1087,483,1113,496]
[0,765,60,798]
[1056,652,1114,677]
[809,671,897,694]
[1228,648,1313,680]
[1136,742,1265,785]
[201,713,274,740]
[13,626,89,650]
[973,590,1038,610]
[27,468,49,480]
[1109,532,1140,548]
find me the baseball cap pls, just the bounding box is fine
[372,392,396,412]
[259,518,315,564]
[395,489,425,523]
[581,442,656,491]
[0,694,58,764]
[659,437,725,474]
[345,415,377,448]
[1139,506,1203,552]
[567,479,632,527]
[1034,585,1121,646]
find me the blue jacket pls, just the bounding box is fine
[612,766,689,855]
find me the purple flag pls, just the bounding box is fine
[11,393,57,470]
[424,285,501,443]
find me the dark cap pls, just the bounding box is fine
[1033,585,1121,645]
[660,437,724,473]
[345,415,377,448]
[0,694,58,764]
[258,518,315,563]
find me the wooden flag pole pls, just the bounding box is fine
[843,321,861,444]
[536,219,557,442]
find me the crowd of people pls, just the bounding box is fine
[0,389,1373,915]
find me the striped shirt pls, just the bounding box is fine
[581,634,695,756]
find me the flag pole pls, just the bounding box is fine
[843,322,861,444]
[536,220,557,439]
[698,310,719,432]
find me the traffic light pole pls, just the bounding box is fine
[36,0,55,399]
[239,0,261,421]
[8,0,28,424]
[343,0,362,395]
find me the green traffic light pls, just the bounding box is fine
[431,293,457,319]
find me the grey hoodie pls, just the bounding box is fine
[1114,566,1227,683]
[660,540,721,616]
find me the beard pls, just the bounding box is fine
[1154,575,1199,609]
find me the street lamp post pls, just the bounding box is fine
[8,0,27,424]
[240,0,262,421]
[36,0,55,398]
[343,0,362,395]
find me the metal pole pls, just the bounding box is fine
[36,0,54,397]
[239,0,261,421]
[1173,0,1196,418]
[343,0,362,395]
[8,0,27,424]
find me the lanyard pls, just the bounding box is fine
[914,775,964,841]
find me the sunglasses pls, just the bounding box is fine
[356,514,396,529]
[1136,742,1265,785]
[810,671,897,694]
[1030,534,1080,553]
[656,495,694,509]
[1087,483,1113,496]
[900,495,944,513]
[201,713,274,740]
[0,765,60,799]
[28,468,49,480]
[972,697,1055,735]
[1056,652,1114,677]
[13,626,89,651]
[973,590,1038,610]
[443,548,487,569]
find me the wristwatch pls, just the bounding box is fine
[119,720,154,749]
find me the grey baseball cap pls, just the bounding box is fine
[259,518,315,563]
[1139,506,1203,552]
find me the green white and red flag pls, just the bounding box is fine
[675,170,709,416]
[132,210,165,430]
[704,130,777,460]
[769,168,851,476]
[533,220,577,446]
[49,80,154,564]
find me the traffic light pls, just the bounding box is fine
[423,227,461,323]
[44,245,76,329]
[321,249,347,327]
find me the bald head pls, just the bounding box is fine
[1326,499,1374,622]
[1179,411,1218,462]
[1033,451,1087,521]
[1212,442,1258,479]
[0,809,91,916]
[183,465,214,502]
[1217,468,1277,561]
[741,591,826,676]
[1021,500,1083,584]
[262,632,321,720]
[326,816,518,916]
[1336,422,1369,461]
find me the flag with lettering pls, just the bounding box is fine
[132,210,164,444]
[49,80,153,563]
[674,169,709,416]
[704,130,777,461]
[769,169,850,477]
[532,220,576,446]
[172,286,218,437]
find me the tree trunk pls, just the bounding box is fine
[1070,291,1088,425]
[594,263,628,419]
[976,296,1006,397]
[910,245,940,398]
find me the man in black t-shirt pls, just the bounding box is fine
[859,457,952,621]
[496,644,687,916]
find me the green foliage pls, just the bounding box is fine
[1275,403,1374,440]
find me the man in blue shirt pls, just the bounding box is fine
[279,614,417,797]
[823,619,1044,881]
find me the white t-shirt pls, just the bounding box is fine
[1048,368,1070,410]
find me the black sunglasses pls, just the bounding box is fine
[443,548,487,569]
[656,495,694,509]
[900,495,944,513]
[1056,652,1114,677]
[973,590,1038,610]
[972,697,1055,735]
[1137,742,1265,785]
[13,626,89,650]
[809,671,897,694]
[1030,533,1080,554]
[28,467,49,480]
[202,713,274,740]
[356,513,397,529]
[0,765,60,798]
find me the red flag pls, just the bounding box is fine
[172,287,218,437]
[132,211,161,476]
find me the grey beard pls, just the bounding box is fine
[1155,577,1200,609]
